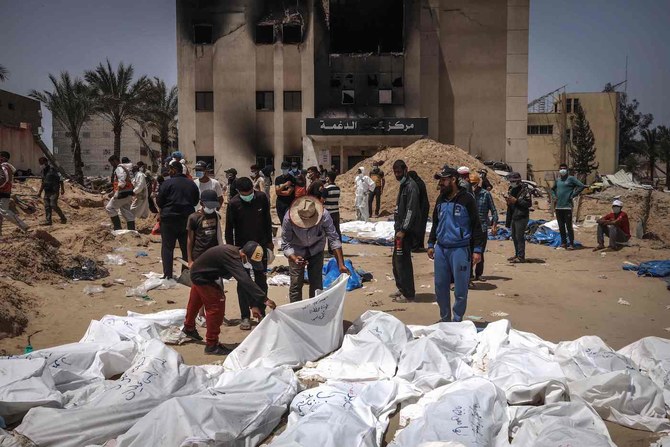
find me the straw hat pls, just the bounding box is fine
[289,195,324,229]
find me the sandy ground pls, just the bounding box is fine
[1,198,669,445]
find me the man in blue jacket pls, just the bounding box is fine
[427,165,485,322]
[551,163,585,249]
[157,160,200,279]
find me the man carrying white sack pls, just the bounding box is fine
[354,166,375,222]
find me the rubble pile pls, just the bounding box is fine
[336,139,508,216]
[0,283,33,340]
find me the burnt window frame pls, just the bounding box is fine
[193,23,214,45]
[195,91,214,111]
[283,91,302,112]
[256,91,275,111]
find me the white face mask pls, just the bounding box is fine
[203,207,216,214]
[612,206,622,214]
[559,169,568,176]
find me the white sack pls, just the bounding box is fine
[407,321,479,357]
[80,309,187,345]
[395,331,475,393]
[298,311,412,382]
[270,380,407,447]
[108,367,298,447]
[569,369,670,432]
[340,221,431,241]
[0,358,63,424]
[390,377,509,447]
[554,336,636,381]
[508,398,615,447]
[487,347,569,405]
[224,274,348,371]
[14,340,224,447]
[618,337,670,405]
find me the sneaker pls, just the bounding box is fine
[195,315,207,328]
[182,328,203,341]
[392,295,414,303]
[475,276,485,282]
[510,257,526,264]
[204,343,233,356]
[593,245,605,251]
[240,318,251,331]
[507,256,517,261]
[389,290,402,299]
[566,245,575,251]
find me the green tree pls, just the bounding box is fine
[30,72,93,183]
[569,105,599,182]
[0,64,8,81]
[84,60,150,159]
[640,128,659,184]
[617,95,653,163]
[658,125,670,188]
[141,78,178,160]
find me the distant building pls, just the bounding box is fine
[527,91,620,183]
[53,116,162,177]
[177,0,530,176]
[0,89,44,173]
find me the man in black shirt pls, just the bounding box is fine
[225,177,273,330]
[306,166,324,198]
[182,243,277,355]
[225,168,238,200]
[38,157,66,225]
[157,161,199,279]
[408,171,429,251]
[274,161,295,224]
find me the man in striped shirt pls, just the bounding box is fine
[322,171,341,243]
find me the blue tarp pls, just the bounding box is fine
[488,220,581,248]
[622,260,670,277]
[489,227,511,240]
[341,234,393,247]
[323,258,363,291]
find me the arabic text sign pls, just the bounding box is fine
[306,118,428,136]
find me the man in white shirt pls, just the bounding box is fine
[130,161,150,219]
[194,161,224,209]
[354,167,376,222]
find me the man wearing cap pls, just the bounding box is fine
[224,168,238,200]
[275,161,295,223]
[187,189,223,267]
[281,195,348,302]
[172,151,190,178]
[390,160,421,302]
[106,155,136,231]
[427,166,485,322]
[470,172,498,281]
[457,166,474,195]
[157,160,200,279]
[225,177,273,330]
[551,163,585,250]
[194,161,224,209]
[505,172,532,263]
[596,199,630,251]
[182,242,277,355]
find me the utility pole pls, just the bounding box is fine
[559,90,568,164]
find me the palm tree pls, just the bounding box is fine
[0,64,8,81]
[141,78,178,160]
[84,60,151,159]
[30,72,93,183]
[658,125,670,188]
[640,128,658,184]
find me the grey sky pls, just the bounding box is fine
[1,0,669,150]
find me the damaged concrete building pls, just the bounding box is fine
[177,0,529,176]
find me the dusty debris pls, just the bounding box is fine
[618,298,631,306]
[490,311,509,317]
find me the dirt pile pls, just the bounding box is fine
[0,234,63,284]
[579,187,670,244]
[0,282,34,340]
[336,139,508,216]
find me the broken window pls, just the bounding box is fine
[256,24,276,44]
[341,90,355,105]
[195,91,214,111]
[527,125,553,135]
[284,91,302,111]
[330,0,404,53]
[193,23,213,45]
[256,91,274,111]
[282,24,302,44]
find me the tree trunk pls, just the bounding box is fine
[649,155,655,184]
[72,136,84,184]
[113,124,122,160]
[160,125,170,161]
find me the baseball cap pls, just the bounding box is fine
[434,165,458,180]
[508,172,522,181]
[225,167,237,175]
[612,199,623,207]
[172,151,183,159]
[195,161,207,171]
[457,166,470,175]
[241,241,265,271]
[200,189,219,209]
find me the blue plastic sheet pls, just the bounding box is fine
[530,226,582,248]
[622,260,670,277]
[341,234,393,247]
[322,258,363,291]
[489,227,511,240]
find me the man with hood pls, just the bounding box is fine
[0,151,29,235]
[354,167,375,222]
[427,165,484,322]
[105,155,136,230]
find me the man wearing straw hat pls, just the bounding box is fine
[281,195,348,302]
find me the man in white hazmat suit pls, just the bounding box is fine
[130,162,150,219]
[355,167,376,222]
[106,155,136,230]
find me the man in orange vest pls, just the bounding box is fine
[0,151,29,236]
[106,155,136,230]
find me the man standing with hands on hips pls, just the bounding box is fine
[551,163,585,250]
[428,165,484,322]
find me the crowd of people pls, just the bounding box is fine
[0,148,633,355]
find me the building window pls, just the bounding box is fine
[53,146,59,155]
[193,23,213,44]
[82,132,90,138]
[527,125,554,135]
[140,147,148,156]
[195,91,214,111]
[8,103,15,110]
[284,91,302,111]
[341,90,355,105]
[256,24,276,44]
[566,98,580,113]
[151,134,161,143]
[282,23,303,44]
[379,89,392,105]
[256,91,274,111]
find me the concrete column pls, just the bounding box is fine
[300,1,315,167]
[339,145,344,173]
[274,44,285,172]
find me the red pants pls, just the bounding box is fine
[183,283,225,346]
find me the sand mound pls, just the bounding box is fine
[0,234,63,284]
[579,187,670,244]
[336,139,507,216]
[0,282,34,340]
